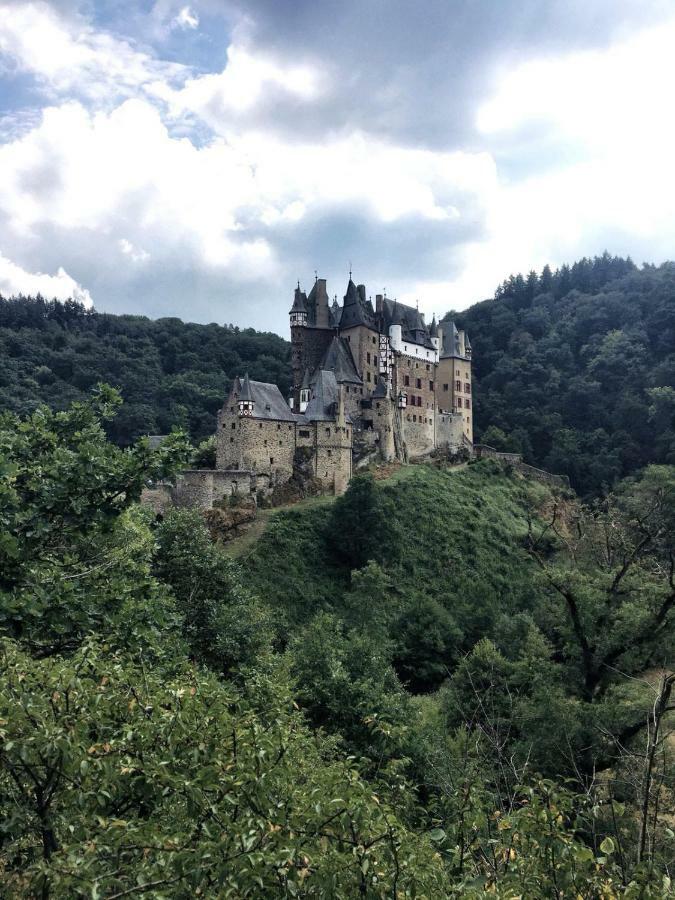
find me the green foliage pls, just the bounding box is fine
[0,386,190,657]
[0,295,290,445]
[153,508,273,674]
[0,639,450,898]
[327,473,401,570]
[453,255,675,495]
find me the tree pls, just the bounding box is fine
[153,509,273,675]
[327,473,400,571]
[526,466,675,731]
[0,386,190,657]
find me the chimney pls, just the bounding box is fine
[337,384,346,427]
[375,293,383,313]
[315,277,330,328]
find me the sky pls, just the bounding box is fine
[1,0,675,334]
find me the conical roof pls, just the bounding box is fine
[315,335,363,385]
[300,367,311,390]
[239,373,253,402]
[290,285,307,314]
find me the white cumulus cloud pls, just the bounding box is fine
[0,252,92,306]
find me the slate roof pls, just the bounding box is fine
[439,320,471,359]
[233,375,296,421]
[290,286,307,314]
[372,377,388,398]
[315,335,363,385]
[303,369,353,423]
[381,298,436,350]
[329,298,341,327]
[339,278,376,329]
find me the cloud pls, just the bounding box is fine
[172,6,199,30]
[0,1,185,101]
[0,251,93,306]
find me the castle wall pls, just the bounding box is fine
[372,397,396,461]
[291,324,334,408]
[435,411,465,451]
[236,419,296,483]
[437,355,473,443]
[341,325,380,391]
[313,421,352,495]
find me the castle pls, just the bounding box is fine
[144,275,473,511]
[215,276,472,496]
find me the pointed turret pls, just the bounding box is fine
[289,284,308,327]
[238,373,255,416]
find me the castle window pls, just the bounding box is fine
[231,422,236,430]
[456,398,462,409]
[413,414,417,422]
[367,372,371,382]
[264,439,267,446]
[404,375,410,386]
[259,423,263,429]
[279,440,283,445]
[289,425,292,431]
[416,378,421,389]
[367,352,371,364]
[270,457,274,464]
[404,345,407,351]
[426,364,430,371]
[455,380,461,391]
[376,402,380,409]
[443,383,448,391]
[325,428,330,436]
[372,336,376,344]
[299,429,310,437]
[429,381,434,391]
[465,383,471,393]
[230,437,234,443]
[327,449,332,456]
[345,386,349,393]
[277,423,281,430]
[374,355,378,367]
[465,399,471,409]
[417,396,422,407]
[456,369,460,376]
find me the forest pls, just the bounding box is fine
[453,254,675,496]
[0,388,673,896]
[1,252,674,497]
[0,297,290,446]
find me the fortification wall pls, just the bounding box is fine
[435,411,465,450]
[314,421,352,494]
[236,419,296,482]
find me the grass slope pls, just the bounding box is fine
[247,460,552,649]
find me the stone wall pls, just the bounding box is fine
[235,419,296,482]
[313,421,352,494]
[341,324,380,390]
[437,355,472,442]
[435,410,465,451]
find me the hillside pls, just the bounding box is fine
[453,254,675,495]
[0,296,290,445]
[1,390,673,895]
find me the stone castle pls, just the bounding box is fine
[145,275,473,511]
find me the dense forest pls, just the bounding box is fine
[1,390,673,895]
[0,297,290,445]
[1,251,674,496]
[453,254,675,495]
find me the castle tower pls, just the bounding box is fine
[290,284,308,410]
[436,321,473,443]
